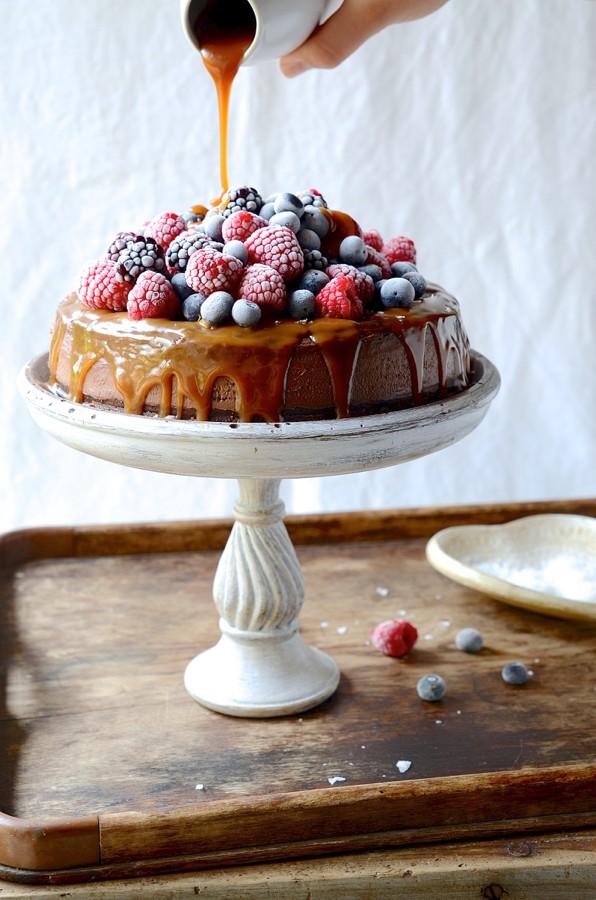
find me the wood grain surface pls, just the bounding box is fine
[0,500,594,884]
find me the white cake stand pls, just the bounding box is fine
[19,351,500,717]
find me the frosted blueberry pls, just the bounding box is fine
[358,263,383,282]
[339,235,367,267]
[391,261,418,277]
[301,205,329,238]
[380,277,416,308]
[416,674,446,702]
[455,627,484,653]
[297,228,321,251]
[223,240,249,265]
[232,298,262,327]
[200,290,234,325]
[274,192,304,217]
[259,201,276,221]
[402,271,427,299]
[298,269,329,296]
[270,211,301,233]
[171,273,195,303]
[203,214,225,242]
[287,289,315,320]
[502,662,530,685]
[182,292,208,321]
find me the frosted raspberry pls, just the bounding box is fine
[382,236,417,266]
[126,272,180,321]
[77,258,131,311]
[365,245,392,279]
[145,211,186,251]
[314,274,363,320]
[238,264,286,312]
[186,247,243,296]
[371,619,418,658]
[326,263,374,305]
[245,225,304,282]
[362,229,384,252]
[222,211,267,244]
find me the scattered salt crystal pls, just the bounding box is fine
[424,634,433,641]
[195,784,205,791]
[328,776,346,785]
[337,625,348,635]
[435,720,443,725]
[361,745,367,749]
[396,760,412,773]
[441,618,451,627]
[457,710,462,715]
[320,621,329,629]
[434,593,443,600]
[534,658,541,664]
[376,586,389,597]
[399,609,406,616]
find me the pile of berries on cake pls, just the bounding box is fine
[77,186,426,326]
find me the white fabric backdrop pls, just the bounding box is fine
[1,0,595,533]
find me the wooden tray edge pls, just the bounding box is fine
[1,499,594,565]
[0,813,99,873]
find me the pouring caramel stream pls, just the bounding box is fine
[191,0,256,197]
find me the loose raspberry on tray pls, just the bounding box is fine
[245,225,304,282]
[78,258,132,311]
[185,247,243,296]
[126,272,181,321]
[371,619,418,658]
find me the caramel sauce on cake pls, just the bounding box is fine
[48,287,470,423]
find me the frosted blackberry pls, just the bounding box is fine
[302,249,328,271]
[115,236,165,284]
[416,674,446,702]
[166,231,213,273]
[220,186,263,219]
[106,231,136,262]
[298,190,328,209]
[455,627,483,653]
[502,662,530,685]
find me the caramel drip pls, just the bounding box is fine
[192,0,256,196]
[49,287,470,423]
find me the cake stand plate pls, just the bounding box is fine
[19,351,500,717]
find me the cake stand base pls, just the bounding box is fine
[184,624,340,717]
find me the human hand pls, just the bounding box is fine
[279,0,449,77]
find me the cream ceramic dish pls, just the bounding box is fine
[426,514,596,622]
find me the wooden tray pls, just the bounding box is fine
[1,499,595,885]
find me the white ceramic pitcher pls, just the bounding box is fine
[180,0,342,65]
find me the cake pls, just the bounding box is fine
[48,186,472,423]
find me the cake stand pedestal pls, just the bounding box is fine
[19,351,500,717]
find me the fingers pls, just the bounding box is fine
[279,0,449,78]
